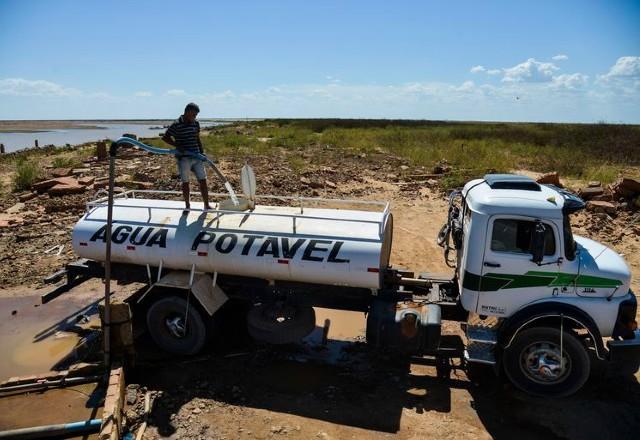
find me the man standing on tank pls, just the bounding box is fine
[162,103,212,212]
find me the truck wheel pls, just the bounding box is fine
[247,303,316,345]
[503,327,590,397]
[146,296,208,355]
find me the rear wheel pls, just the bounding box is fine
[146,295,209,355]
[503,327,590,397]
[247,302,316,344]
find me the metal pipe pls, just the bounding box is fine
[0,419,101,439]
[103,148,116,372]
[0,375,102,394]
[399,277,430,286]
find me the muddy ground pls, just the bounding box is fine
[0,136,639,439]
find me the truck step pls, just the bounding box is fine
[464,341,496,365]
[465,313,501,344]
[466,326,498,344]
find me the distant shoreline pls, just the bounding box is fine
[0,118,246,133]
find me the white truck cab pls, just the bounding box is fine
[439,174,639,396]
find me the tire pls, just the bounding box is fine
[146,295,209,355]
[503,327,590,397]
[247,303,316,345]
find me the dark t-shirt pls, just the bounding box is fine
[166,116,200,157]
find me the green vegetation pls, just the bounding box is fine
[287,155,307,172]
[51,155,82,169]
[245,119,640,185]
[13,157,41,191]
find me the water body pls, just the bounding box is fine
[0,121,223,153]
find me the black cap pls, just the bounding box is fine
[185,102,200,113]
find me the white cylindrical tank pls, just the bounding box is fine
[72,197,393,289]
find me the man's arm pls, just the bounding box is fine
[196,121,203,153]
[162,123,179,149]
[162,133,177,148]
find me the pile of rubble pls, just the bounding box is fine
[536,172,640,216]
[578,177,640,215]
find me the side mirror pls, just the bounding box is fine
[530,221,546,265]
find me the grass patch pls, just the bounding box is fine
[582,164,620,184]
[253,119,640,187]
[52,156,82,169]
[287,156,306,173]
[111,120,640,190]
[13,158,41,191]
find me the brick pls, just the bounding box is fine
[579,186,604,200]
[586,200,617,214]
[47,182,86,196]
[51,168,72,177]
[536,172,560,186]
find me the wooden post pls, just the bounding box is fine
[96,141,107,160]
[0,144,4,154]
[35,139,39,148]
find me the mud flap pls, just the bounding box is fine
[191,274,228,316]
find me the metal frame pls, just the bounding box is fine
[85,189,392,239]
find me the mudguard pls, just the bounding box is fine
[499,301,605,360]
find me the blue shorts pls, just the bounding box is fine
[176,156,207,183]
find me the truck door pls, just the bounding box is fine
[477,216,564,317]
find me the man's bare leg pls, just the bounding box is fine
[199,179,211,210]
[181,182,191,211]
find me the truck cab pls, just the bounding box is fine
[441,174,639,396]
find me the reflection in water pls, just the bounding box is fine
[0,295,100,382]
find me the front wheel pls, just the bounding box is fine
[503,327,590,397]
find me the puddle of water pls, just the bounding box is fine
[0,382,103,436]
[312,308,367,341]
[0,295,101,382]
[295,308,368,365]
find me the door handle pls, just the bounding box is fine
[484,262,501,268]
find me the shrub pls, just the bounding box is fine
[52,156,81,168]
[13,158,41,191]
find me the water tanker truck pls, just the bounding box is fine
[66,167,639,397]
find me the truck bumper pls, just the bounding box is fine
[607,329,640,375]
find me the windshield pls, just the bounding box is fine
[563,214,577,260]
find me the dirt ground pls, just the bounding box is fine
[0,139,639,439]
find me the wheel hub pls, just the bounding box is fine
[165,316,186,338]
[521,342,570,384]
[264,303,296,324]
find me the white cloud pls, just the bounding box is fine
[0,78,80,96]
[552,54,569,61]
[551,73,588,90]
[470,65,485,73]
[601,56,640,79]
[1,67,638,122]
[502,58,559,82]
[596,56,640,96]
[456,80,475,91]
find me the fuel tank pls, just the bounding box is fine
[72,197,393,289]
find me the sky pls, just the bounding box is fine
[0,0,639,123]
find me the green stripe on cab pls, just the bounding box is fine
[463,270,622,292]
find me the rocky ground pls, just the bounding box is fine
[0,129,639,439]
